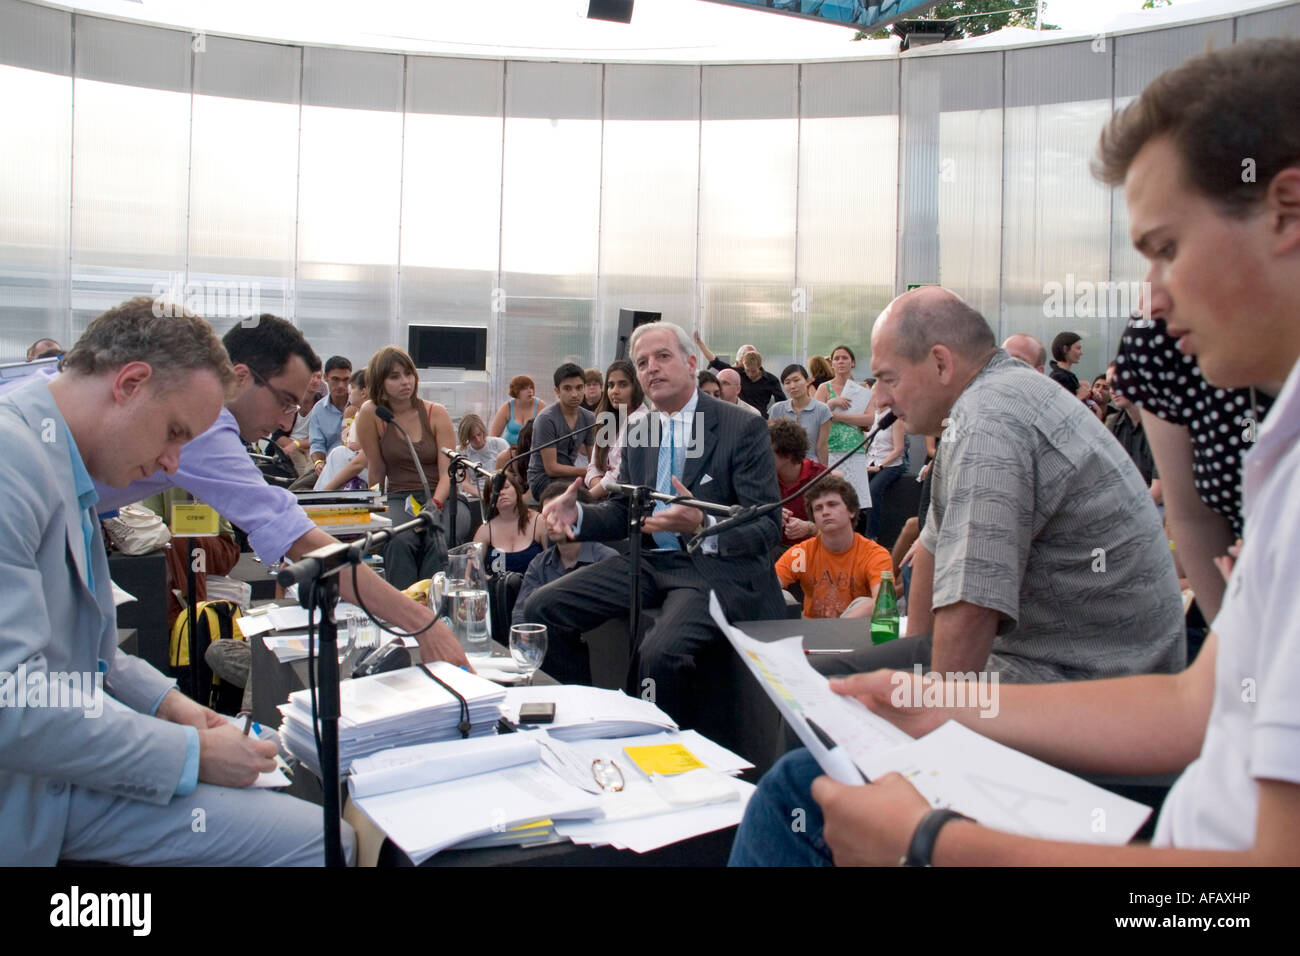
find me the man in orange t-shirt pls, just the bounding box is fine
[775,475,893,618]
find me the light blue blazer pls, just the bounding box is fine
[0,379,189,865]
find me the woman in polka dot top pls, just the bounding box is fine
[1115,316,1275,622]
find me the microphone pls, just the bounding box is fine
[686,409,897,552]
[375,404,433,510]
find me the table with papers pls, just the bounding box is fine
[342,684,756,866]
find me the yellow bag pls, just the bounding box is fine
[169,600,244,668]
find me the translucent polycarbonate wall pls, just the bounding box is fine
[2,0,1297,395]
[797,59,899,364]
[0,0,70,357]
[1000,40,1112,366]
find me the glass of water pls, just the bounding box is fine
[509,624,548,685]
[453,588,492,660]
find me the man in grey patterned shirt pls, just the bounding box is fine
[817,286,1185,681]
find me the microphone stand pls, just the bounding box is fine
[602,480,741,657]
[275,511,439,868]
[684,410,896,553]
[438,449,496,547]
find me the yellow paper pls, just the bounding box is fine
[405,495,423,517]
[170,502,220,536]
[623,743,706,776]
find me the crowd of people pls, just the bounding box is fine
[1,39,1296,868]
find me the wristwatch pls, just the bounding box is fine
[901,808,973,867]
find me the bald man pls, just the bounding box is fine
[716,368,760,416]
[1002,333,1046,373]
[812,285,1184,683]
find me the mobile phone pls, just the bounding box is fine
[518,702,556,724]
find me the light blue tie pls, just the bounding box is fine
[651,415,680,550]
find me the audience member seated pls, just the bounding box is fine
[354,346,454,589]
[768,418,828,547]
[1048,331,1090,399]
[1001,333,1046,373]
[475,468,546,575]
[276,352,323,476]
[775,476,893,619]
[585,358,648,500]
[498,417,534,488]
[307,355,353,479]
[1090,371,1118,422]
[581,367,603,413]
[716,368,760,416]
[526,362,595,503]
[811,286,1186,683]
[697,369,721,398]
[315,368,370,491]
[1105,366,1159,502]
[815,345,874,530]
[489,374,545,445]
[457,413,508,496]
[864,391,907,542]
[26,337,63,362]
[512,481,618,625]
[768,363,832,464]
[730,41,1300,866]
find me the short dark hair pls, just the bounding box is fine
[223,315,319,384]
[324,355,352,375]
[805,473,859,520]
[1051,331,1082,363]
[697,370,720,388]
[780,363,809,383]
[540,479,589,507]
[554,362,586,388]
[1093,374,1108,387]
[1095,39,1300,217]
[768,417,809,463]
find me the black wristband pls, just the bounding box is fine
[902,808,973,867]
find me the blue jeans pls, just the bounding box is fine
[728,749,834,866]
[866,464,906,541]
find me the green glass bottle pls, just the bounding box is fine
[870,570,899,644]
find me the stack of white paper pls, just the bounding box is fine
[501,685,678,740]
[354,757,603,864]
[348,733,542,799]
[279,662,505,777]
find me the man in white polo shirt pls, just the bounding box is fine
[730,38,1300,867]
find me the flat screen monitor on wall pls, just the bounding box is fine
[407,325,488,371]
